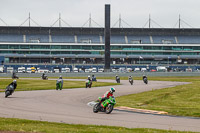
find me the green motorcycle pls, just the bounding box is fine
[93,96,116,114]
[56,79,63,90]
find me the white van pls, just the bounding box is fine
[18,67,26,73]
[85,69,90,73]
[73,68,78,73]
[61,68,66,73]
[0,66,4,73]
[38,69,49,73]
[61,68,71,73]
[134,68,140,72]
[141,68,147,72]
[156,66,167,72]
[7,67,14,73]
[126,68,132,72]
[54,69,60,73]
[98,68,104,72]
[92,68,97,73]
[26,67,32,73]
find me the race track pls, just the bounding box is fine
[0,79,199,132]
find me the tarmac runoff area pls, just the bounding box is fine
[0,79,200,132]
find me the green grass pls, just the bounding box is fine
[0,117,196,133]
[0,79,118,92]
[116,76,200,117]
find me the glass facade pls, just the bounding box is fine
[1,44,200,56]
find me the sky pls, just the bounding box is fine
[1,0,200,28]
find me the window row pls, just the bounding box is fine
[1,45,200,51]
[0,50,198,55]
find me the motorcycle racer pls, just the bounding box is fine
[98,87,115,108]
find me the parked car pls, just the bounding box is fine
[54,69,60,73]
[98,68,104,72]
[141,68,147,72]
[18,67,26,73]
[85,69,90,73]
[156,66,167,72]
[79,68,84,73]
[126,68,132,72]
[37,69,49,73]
[7,67,14,73]
[92,68,97,73]
[0,66,4,73]
[66,68,71,72]
[134,68,140,72]
[150,69,157,72]
[26,67,32,73]
[31,67,36,73]
[73,68,78,72]
[61,67,71,73]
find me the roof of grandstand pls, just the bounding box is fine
[1,26,200,36]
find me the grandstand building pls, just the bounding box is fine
[1,26,200,65]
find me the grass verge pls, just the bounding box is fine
[116,76,200,117]
[0,117,196,133]
[0,79,118,92]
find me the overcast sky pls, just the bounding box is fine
[1,0,200,28]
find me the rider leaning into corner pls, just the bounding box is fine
[98,87,115,108]
[8,80,17,92]
[9,80,17,89]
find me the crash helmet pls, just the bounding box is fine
[88,75,90,78]
[59,75,62,79]
[116,75,118,77]
[110,87,115,93]
[13,80,17,84]
[129,76,132,78]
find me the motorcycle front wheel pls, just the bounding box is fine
[5,91,10,98]
[105,104,114,114]
[93,103,99,113]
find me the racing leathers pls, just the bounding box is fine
[99,91,113,108]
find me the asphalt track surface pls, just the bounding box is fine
[0,79,200,132]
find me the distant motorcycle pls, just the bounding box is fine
[41,75,48,80]
[86,80,92,88]
[93,96,116,114]
[129,78,133,85]
[116,77,120,83]
[56,79,63,90]
[143,77,148,84]
[92,76,97,82]
[5,84,15,98]
[12,74,19,79]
